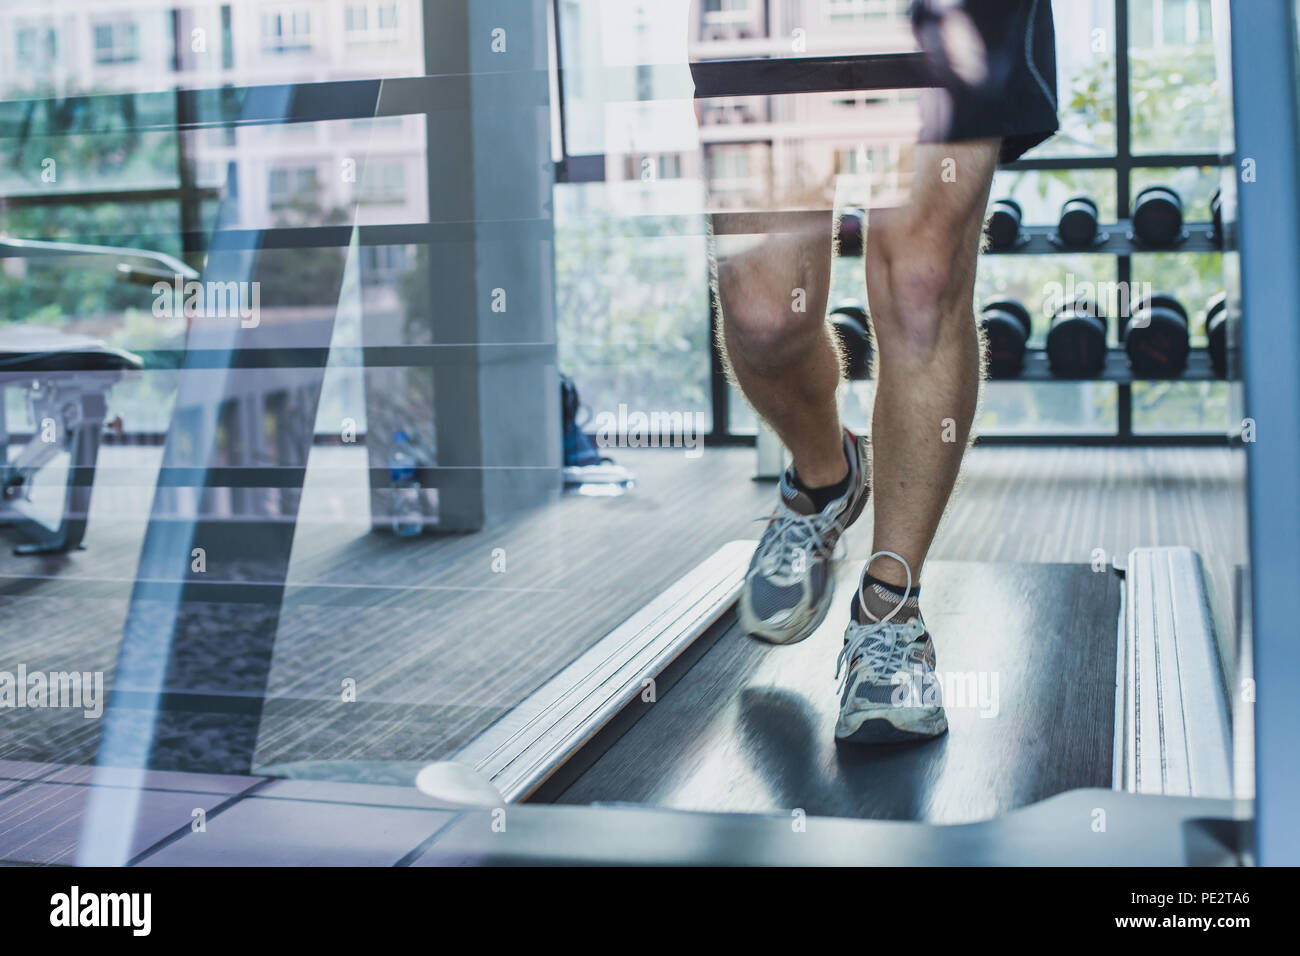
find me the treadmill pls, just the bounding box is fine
[412,543,1239,865]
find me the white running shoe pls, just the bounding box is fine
[834,550,948,743]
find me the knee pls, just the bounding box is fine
[868,247,970,357]
[718,271,823,370]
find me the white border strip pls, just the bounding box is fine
[453,540,756,802]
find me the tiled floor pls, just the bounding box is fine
[0,760,459,866]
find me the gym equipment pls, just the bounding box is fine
[979,299,1032,379]
[836,207,865,258]
[830,302,871,380]
[1206,291,1228,379]
[0,237,183,554]
[1122,292,1191,379]
[1046,297,1107,378]
[985,198,1022,250]
[1211,188,1224,248]
[1056,196,1099,248]
[0,328,142,554]
[1131,185,1184,247]
[410,542,1231,864]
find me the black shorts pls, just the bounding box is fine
[912,0,1060,163]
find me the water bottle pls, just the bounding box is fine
[389,430,423,536]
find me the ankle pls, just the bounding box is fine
[857,571,923,623]
[791,435,851,489]
[794,457,848,489]
[864,558,919,592]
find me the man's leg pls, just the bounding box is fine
[716,216,845,488]
[833,139,997,744]
[864,139,998,588]
[719,214,873,645]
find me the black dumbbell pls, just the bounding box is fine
[1046,297,1108,378]
[1132,185,1184,247]
[1122,293,1190,378]
[985,198,1022,250]
[1057,196,1099,248]
[1206,291,1228,379]
[837,207,865,257]
[1210,188,1223,248]
[980,299,1032,379]
[830,302,872,379]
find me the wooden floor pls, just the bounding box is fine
[0,443,1247,776]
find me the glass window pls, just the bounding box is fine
[704,0,754,16]
[93,21,140,65]
[261,9,314,54]
[1129,0,1223,154]
[268,164,319,208]
[824,0,909,23]
[358,161,406,203]
[554,181,712,438]
[346,1,402,43]
[1031,0,1117,159]
[15,26,57,70]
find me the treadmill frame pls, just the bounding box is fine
[1227,0,1300,866]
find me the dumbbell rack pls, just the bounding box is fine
[1018,348,1217,384]
[985,221,1222,256]
[982,219,1225,392]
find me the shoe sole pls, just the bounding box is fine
[835,708,948,744]
[740,433,872,646]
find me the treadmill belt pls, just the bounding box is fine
[546,561,1120,823]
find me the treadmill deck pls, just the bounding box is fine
[545,560,1121,823]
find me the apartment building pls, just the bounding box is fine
[0,1,426,281]
[568,0,919,213]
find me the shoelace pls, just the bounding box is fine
[835,549,927,695]
[752,507,841,577]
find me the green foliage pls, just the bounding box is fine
[553,196,710,415]
[1129,47,1224,154]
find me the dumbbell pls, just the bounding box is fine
[1132,185,1184,247]
[1057,196,1099,248]
[1046,297,1108,378]
[980,299,1032,379]
[985,198,1022,250]
[1205,291,1228,378]
[1210,188,1223,248]
[1121,293,1190,378]
[837,207,865,257]
[830,302,872,380]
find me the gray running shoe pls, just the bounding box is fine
[835,550,948,743]
[739,428,870,644]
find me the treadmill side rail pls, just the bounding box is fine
[1121,547,1233,798]
[452,540,757,802]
